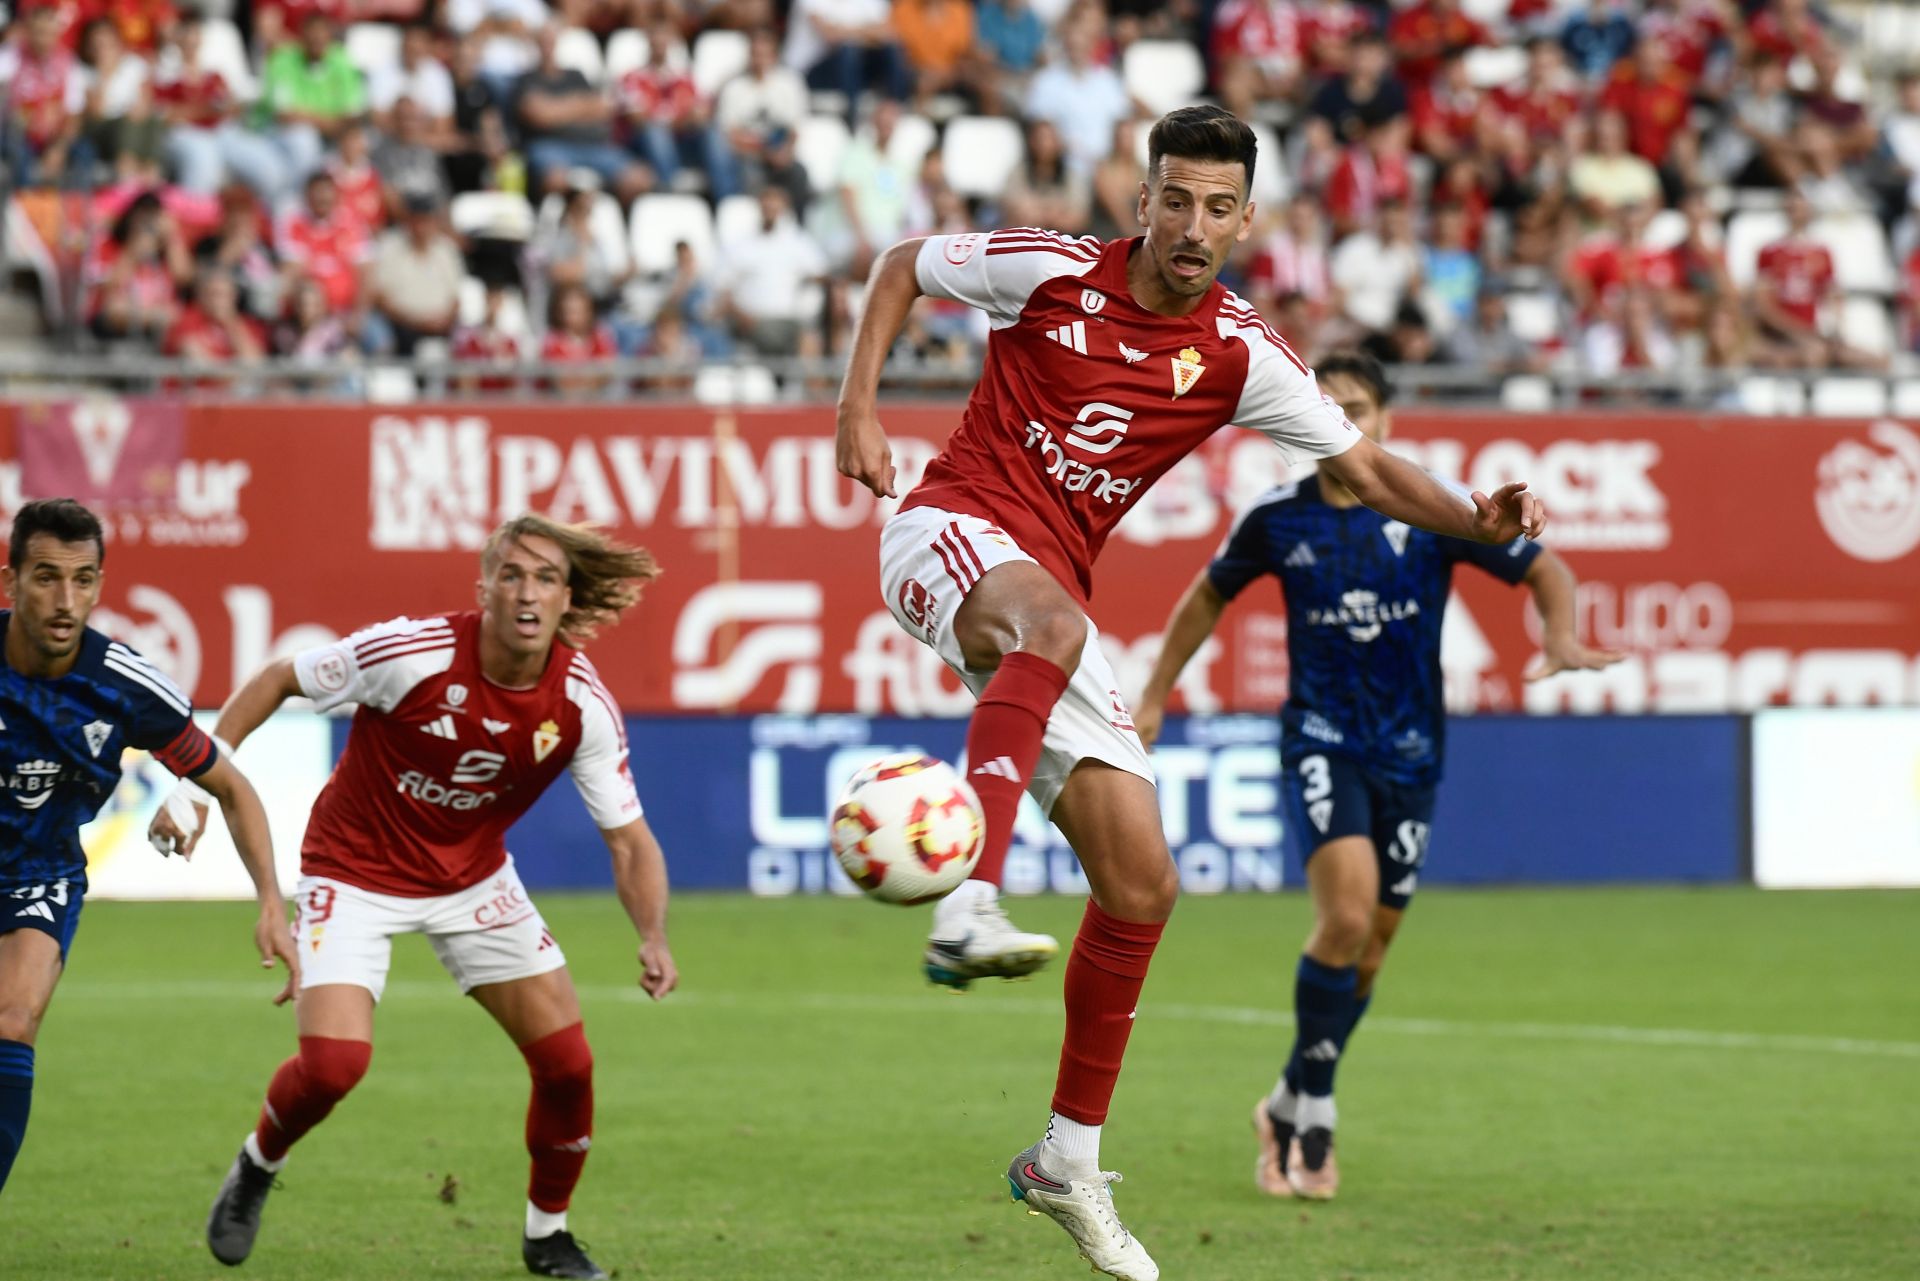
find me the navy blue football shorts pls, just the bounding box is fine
[1,878,85,960]
[1283,751,1435,911]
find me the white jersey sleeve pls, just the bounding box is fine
[292,616,458,714]
[566,654,644,829]
[916,228,1103,329]
[1217,297,1364,465]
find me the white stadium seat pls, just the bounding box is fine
[630,193,716,274]
[366,365,419,404]
[1465,46,1526,89]
[553,26,605,85]
[539,191,631,276]
[942,116,1024,197]
[1500,376,1554,412]
[345,22,401,77]
[1724,210,1789,289]
[604,29,651,82]
[451,191,535,241]
[1641,209,1690,252]
[887,112,939,173]
[199,18,257,99]
[1736,376,1806,416]
[691,29,751,97]
[1838,296,1894,358]
[1248,121,1289,205]
[796,114,850,193]
[694,363,779,405]
[1814,213,1898,295]
[1503,292,1560,345]
[714,193,761,247]
[1122,40,1207,117]
[1891,379,1920,418]
[1810,376,1889,417]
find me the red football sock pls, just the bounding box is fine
[1051,901,1166,1126]
[522,1023,594,1213]
[255,1036,372,1162]
[964,652,1070,887]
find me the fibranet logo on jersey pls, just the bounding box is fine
[394,769,498,810]
[1023,403,1143,504]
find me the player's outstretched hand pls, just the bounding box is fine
[638,936,678,1001]
[1524,638,1628,682]
[836,410,897,499]
[1134,697,1166,751]
[1470,481,1547,544]
[148,785,210,859]
[256,908,300,1005]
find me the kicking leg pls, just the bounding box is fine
[472,968,605,1281]
[210,984,375,1264]
[1007,762,1171,1281]
[0,928,64,1195]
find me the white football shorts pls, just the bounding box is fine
[290,856,566,1000]
[878,504,1155,814]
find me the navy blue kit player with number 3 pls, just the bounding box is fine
[0,498,297,1195]
[1137,352,1623,1203]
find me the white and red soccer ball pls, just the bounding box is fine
[830,753,984,904]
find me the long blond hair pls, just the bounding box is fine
[481,514,660,643]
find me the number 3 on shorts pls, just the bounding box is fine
[1299,755,1332,801]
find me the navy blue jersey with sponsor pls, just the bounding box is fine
[1,610,217,886]
[1207,475,1542,785]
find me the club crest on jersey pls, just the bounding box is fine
[1080,288,1107,315]
[83,721,113,758]
[1172,347,1205,398]
[444,683,469,709]
[533,719,562,763]
[1382,522,1412,556]
[7,760,61,810]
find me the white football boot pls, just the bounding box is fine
[1006,1143,1159,1281]
[923,881,1058,989]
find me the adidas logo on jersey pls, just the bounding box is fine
[971,755,1021,782]
[420,714,458,740]
[1284,541,1317,568]
[1118,341,1147,364]
[1391,873,1418,898]
[1308,798,1333,833]
[1045,321,1088,354]
[1301,1039,1342,1063]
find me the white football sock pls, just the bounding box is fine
[1266,1078,1299,1123]
[526,1203,568,1240]
[243,1132,286,1174]
[1040,1112,1101,1172]
[1295,1093,1338,1134]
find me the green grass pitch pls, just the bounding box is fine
[8,887,1918,1280]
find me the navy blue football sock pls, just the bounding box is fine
[1345,992,1373,1044]
[1291,956,1358,1098]
[0,1039,34,1193]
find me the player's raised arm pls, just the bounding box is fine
[147,658,302,860]
[600,818,677,1000]
[1137,570,1230,749]
[1321,437,1547,545]
[192,754,299,1002]
[1520,546,1625,681]
[835,236,929,499]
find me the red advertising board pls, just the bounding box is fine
[3,400,1917,712]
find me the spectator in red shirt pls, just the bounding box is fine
[164,268,267,362]
[1386,0,1489,92]
[86,190,189,342]
[1325,115,1413,239]
[454,280,528,391]
[1797,46,1876,164]
[254,0,349,54]
[1243,194,1333,326]
[1750,189,1859,367]
[1640,0,1735,96]
[1410,46,1484,163]
[1903,243,1920,354]
[1599,40,1697,177]
[275,169,370,312]
[327,119,385,231]
[158,12,290,200]
[1212,0,1303,123]
[541,281,619,396]
[1748,0,1826,66]
[82,0,176,54]
[0,5,91,185]
[1298,0,1375,77]
[1490,36,1580,147]
[618,20,740,199]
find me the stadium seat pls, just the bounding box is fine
[199,18,257,100]
[714,193,760,247]
[1122,40,1207,117]
[888,112,939,174]
[345,23,402,77]
[451,191,535,241]
[1814,213,1898,295]
[1810,376,1889,417]
[1460,0,1511,24]
[604,29,651,82]
[1736,375,1806,416]
[694,363,779,404]
[1500,376,1554,411]
[630,193,716,275]
[1465,46,1527,89]
[1725,210,1789,289]
[942,116,1024,197]
[553,26,605,85]
[1838,296,1895,357]
[1891,379,1920,417]
[1248,122,1290,205]
[691,29,751,97]
[1642,209,1690,252]
[1503,292,1560,345]
[366,365,419,403]
[540,191,632,276]
[796,114,851,194]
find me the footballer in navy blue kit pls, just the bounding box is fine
[0,498,296,1196]
[1138,353,1620,1203]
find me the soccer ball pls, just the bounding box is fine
[830,753,985,905]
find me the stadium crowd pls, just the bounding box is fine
[1,0,1916,387]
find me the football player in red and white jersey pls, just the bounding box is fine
[835,105,1545,1281]
[152,515,675,1281]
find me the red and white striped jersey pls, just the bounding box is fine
[292,611,640,897]
[906,230,1359,605]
